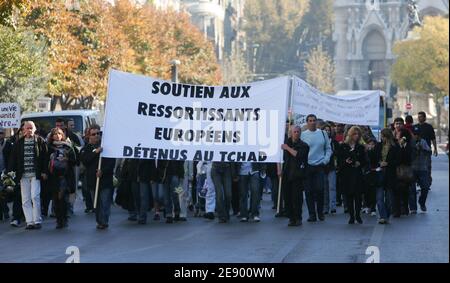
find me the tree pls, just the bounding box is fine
[25,0,89,110]
[304,45,335,93]
[111,0,221,85]
[221,51,251,84]
[392,16,449,98]
[243,0,309,76]
[0,0,31,27]
[391,16,449,138]
[22,0,137,110]
[295,0,334,53]
[2,0,221,110]
[294,0,334,77]
[21,0,221,109]
[0,25,47,111]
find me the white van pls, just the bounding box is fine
[21,110,101,138]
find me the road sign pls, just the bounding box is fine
[406,103,413,110]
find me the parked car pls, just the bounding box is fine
[21,110,101,139]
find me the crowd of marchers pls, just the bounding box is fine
[0,111,438,230]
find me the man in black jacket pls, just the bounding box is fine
[8,121,48,230]
[80,125,115,230]
[281,125,309,226]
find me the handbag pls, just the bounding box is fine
[396,164,414,183]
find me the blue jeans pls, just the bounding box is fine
[324,170,337,212]
[305,165,325,218]
[408,183,417,211]
[152,182,164,213]
[93,188,114,226]
[211,166,232,220]
[414,170,430,207]
[132,181,150,222]
[376,186,392,220]
[239,174,261,218]
[164,176,181,218]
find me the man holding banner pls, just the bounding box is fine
[281,125,309,226]
[80,125,116,230]
[100,70,290,224]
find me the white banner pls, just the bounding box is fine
[0,103,21,128]
[102,70,289,162]
[292,77,380,126]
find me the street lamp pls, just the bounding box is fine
[170,59,181,83]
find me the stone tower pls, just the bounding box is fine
[333,0,448,97]
[182,0,245,62]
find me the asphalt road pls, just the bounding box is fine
[0,154,448,263]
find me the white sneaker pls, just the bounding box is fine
[371,211,377,216]
[240,217,248,222]
[10,220,19,227]
[253,216,261,222]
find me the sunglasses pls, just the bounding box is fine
[90,132,101,136]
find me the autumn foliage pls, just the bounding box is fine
[391,16,449,98]
[2,0,221,110]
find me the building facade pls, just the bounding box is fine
[181,0,246,61]
[152,0,182,11]
[333,0,448,120]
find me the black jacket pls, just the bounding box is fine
[126,159,156,183]
[266,163,278,178]
[283,137,310,182]
[397,143,412,166]
[3,136,18,170]
[211,162,237,180]
[8,135,48,181]
[152,160,185,183]
[367,142,382,170]
[166,160,185,178]
[47,140,77,193]
[380,143,400,190]
[80,143,115,190]
[337,143,367,194]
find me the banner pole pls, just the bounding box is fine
[93,70,113,209]
[93,157,102,209]
[277,76,295,214]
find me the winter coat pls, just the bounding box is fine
[337,143,367,194]
[283,137,310,182]
[8,135,48,181]
[80,143,115,191]
[126,159,156,183]
[47,140,77,193]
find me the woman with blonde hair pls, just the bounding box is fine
[337,126,367,224]
[47,127,77,229]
